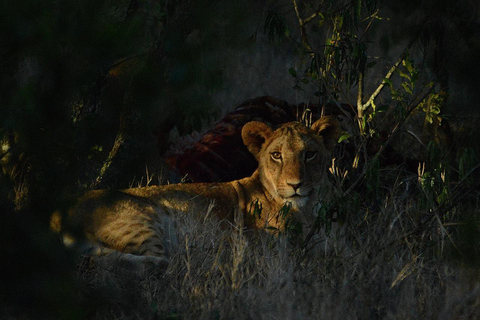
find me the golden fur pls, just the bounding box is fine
[59,117,340,261]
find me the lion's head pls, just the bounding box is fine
[241,117,340,211]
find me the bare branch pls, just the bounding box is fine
[362,53,405,111]
[303,6,323,25]
[292,0,313,52]
[362,41,416,111]
[357,71,365,134]
[357,72,364,112]
[292,0,302,23]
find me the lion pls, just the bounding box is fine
[55,116,340,265]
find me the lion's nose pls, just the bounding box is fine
[287,181,303,191]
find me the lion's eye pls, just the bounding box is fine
[305,151,316,161]
[271,152,282,161]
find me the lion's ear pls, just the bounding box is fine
[311,116,341,151]
[241,121,273,158]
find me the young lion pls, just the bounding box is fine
[58,116,340,263]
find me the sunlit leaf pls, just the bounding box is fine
[404,57,414,74]
[397,69,410,80]
[383,78,393,88]
[401,82,412,94]
[338,133,352,143]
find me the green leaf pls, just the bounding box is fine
[410,71,419,84]
[401,82,412,94]
[397,69,410,81]
[366,61,377,69]
[383,78,393,88]
[404,57,414,74]
[338,133,352,143]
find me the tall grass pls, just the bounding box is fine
[77,155,480,319]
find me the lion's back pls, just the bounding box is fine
[65,182,240,259]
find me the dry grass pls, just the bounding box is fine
[75,166,480,320]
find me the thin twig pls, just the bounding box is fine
[362,37,418,113]
[362,49,408,111]
[292,0,314,52]
[303,3,323,25]
[357,71,365,134]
